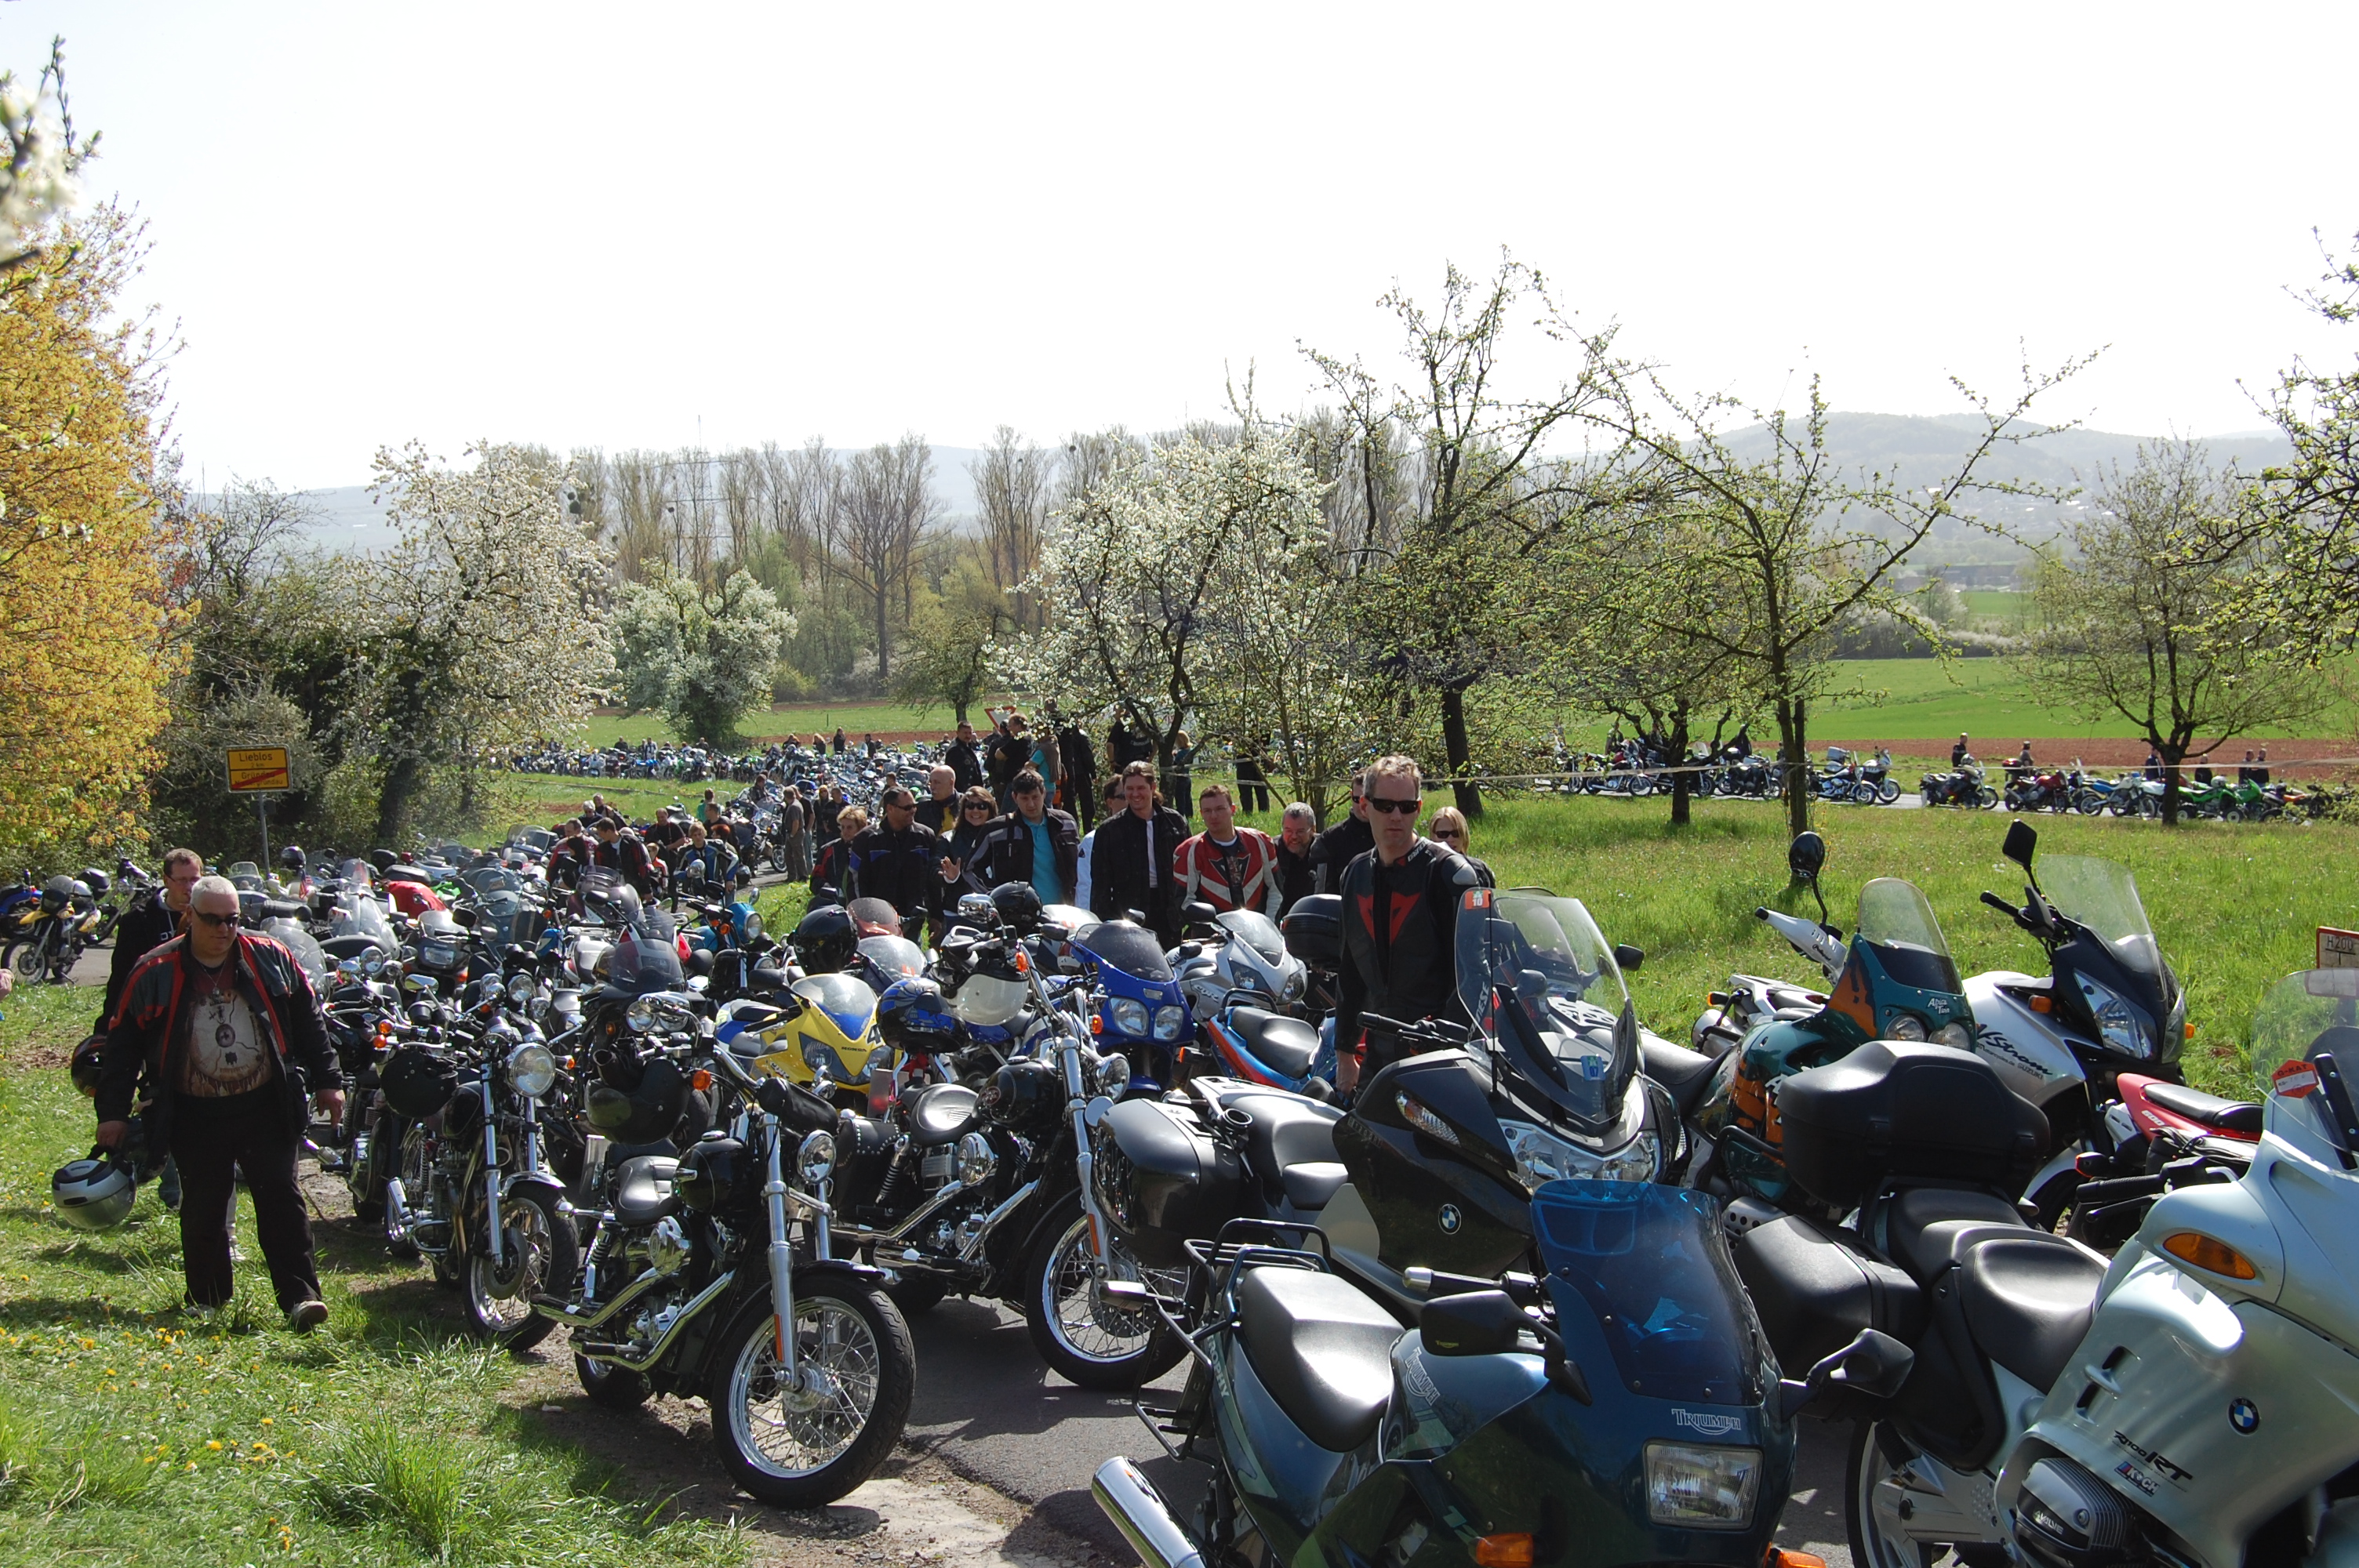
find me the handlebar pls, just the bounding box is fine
[1979,891,2018,917]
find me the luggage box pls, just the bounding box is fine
[1778,1040,2048,1207]
[1092,1098,1242,1267]
[1281,895,1341,967]
[1733,1213,1925,1377]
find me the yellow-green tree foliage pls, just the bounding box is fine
[0,208,176,861]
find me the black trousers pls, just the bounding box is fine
[1236,766,1270,815]
[169,1087,321,1312]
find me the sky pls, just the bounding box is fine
[13,1,2357,490]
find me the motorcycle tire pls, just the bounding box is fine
[1976,786,1999,808]
[574,1352,650,1410]
[2026,1170,2082,1236]
[2075,793,2106,816]
[1877,779,1900,804]
[707,1276,914,1509]
[1021,1193,1186,1390]
[1848,1417,1946,1568]
[883,1272,949,1316]
[462,1184,576,1352]
[1851,782,1878,805]
[12,933,50,980]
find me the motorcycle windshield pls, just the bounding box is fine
[607,913,685,993]
[2037,856,2165,981]
[2247,969,2359,1156]
[1218,909,1287,966]
[1532,1181,1765,1406]
[1074,920,1174,982]
[857,934,927,980]
[332,894,394,943]
[794,972,878,1039]
[462,867,522,899]
[264,919,329,984]
[1855,879,1962,995]
[1458,891,1635,1129]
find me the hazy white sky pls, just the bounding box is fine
[16,2,2357,488]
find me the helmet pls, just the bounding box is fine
[584,1053,689,1144]
[79,866,109,897]
[368,849,398,875]
[69,1034,107,1098]
[877,975,954,1047]
[990,882,1044,935]
[53,1150,136,1230]
[847,897,902,938]
[793,905,859,976]
[279,845,307,873]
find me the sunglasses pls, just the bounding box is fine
[964,802,993,813]
[190,908,238,929]
[1365,796,1422,815]
[1434,827,1465,840]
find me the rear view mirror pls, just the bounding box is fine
[1787,832,1826,883]
[1419,1290,1527,1357]
[1780,1327,1914,1417]
[1614,944,1645,973]
[1182,899,1218,925]
[2002,819,2038,871]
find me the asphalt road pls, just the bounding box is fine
[902,1294,1856,1567]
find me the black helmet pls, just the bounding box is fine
[368,849,398,875]
[279,845,307,873]
[846,897,901,938]
[793,905,859,975]
[990,881,1044,935]
[69,1034,106,1098]
[584,1053,689,1144]
[53,1150,135,1230]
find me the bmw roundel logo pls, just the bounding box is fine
[2230,1399,2259,1434]
[1438,1204,1462,1235]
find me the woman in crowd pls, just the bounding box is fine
[811,804,866,900]
[1427,806,1495,887]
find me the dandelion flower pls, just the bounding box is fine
[205,1439,222,1450]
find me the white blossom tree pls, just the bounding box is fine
[359,441,615,840]
[613,565,796,747]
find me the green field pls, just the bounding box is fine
[571,699,998,750]
[1809,657,2353,743]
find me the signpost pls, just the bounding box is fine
[226,746,292,865]
[2321,927,2359,971]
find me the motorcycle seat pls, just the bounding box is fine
[1877,1186,2025,1281]
[1641,1035,1719,1115]
[1223,1093,1342,1198]
[612,1155,681,1226]
[1236,1264,1401,1453]
[1957,1234,2105,1393]
[1231,1008,1321,1080]
[907,1083,981,1145]
[2141,1081,2263,1136]
[1281,1162,1350,1211]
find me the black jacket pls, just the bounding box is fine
[985,731,1029,792]
[98,931,343,1150]
[1336,838,1481,1069]
[845,821,944,925]
[1057,725,1096,789]
[946,739,986,792]
[1089,805,1189,936]
[100,891,179,1029]
[1310,812,1376,895]
[1273,840,1317,917]
[972,809,1079,902]
[914,794,958,836]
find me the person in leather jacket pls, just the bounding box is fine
[1310,771,1376,895]
[100,847,198,1029]
[945,721,987,792]
[589,817,666,899]
[1089,761,1188,942]
[1335,757,1480,1094]
[968,771,1079,905]
[846,787,945,932]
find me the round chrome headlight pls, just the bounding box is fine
[1091,1050,1132,1099]
[1152,1004,1187,1043]
[954,1130,995,1187]
[505,1042,557,1098]
[796,1127,838,1188]
[1110,997,1149,1036]
[507,973,536,1007]
[1884,1012,1928,1041]
[1934,1021,1975,1051]
[626,997,656,1032]
[362,951,383,975]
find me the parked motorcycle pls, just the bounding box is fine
[1921,757,1997,808]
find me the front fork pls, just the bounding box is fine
[1062,1040,1115,1270]
[478,1076,504,1267]
[761,1114,798,1377]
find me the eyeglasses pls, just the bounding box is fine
[1433,828,1465,840]
[1365,797,1421,815]
[190,908,237,928]
[964,802,993,814]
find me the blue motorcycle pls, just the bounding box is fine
[1071,916,1190,1093]
[1094,1180,1907,1568]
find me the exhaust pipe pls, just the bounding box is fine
[1092,1457,1205,1568]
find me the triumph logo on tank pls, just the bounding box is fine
[1671,1409,1744,1437]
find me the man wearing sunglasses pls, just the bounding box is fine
[1309,769,1376,895]
[1333,756,1478,1096]
[94,875,345,1329]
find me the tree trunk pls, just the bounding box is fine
[2159,741,2185,826]
[952,699,969,725]
[375,752,422,846]
[1668,707,1693,828]
[1776,693,1811,839]
[874,591,892,683]
[1440,684,1482,819]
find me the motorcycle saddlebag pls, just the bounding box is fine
[1778,1040,2048,1209]
[1732,1212,1925,1379]
[1281,895,1341,967]
[380,1044,460,1121]
[1092,1098,1241,1268]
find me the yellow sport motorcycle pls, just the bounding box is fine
[717,973,886,1110]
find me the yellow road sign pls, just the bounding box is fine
[226,746,292,793]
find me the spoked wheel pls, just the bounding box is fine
[1976,786,2000,808]
[463,1185,576,1350]
[709,1276,914,1508]
[13,931,50,979]
[1847,1418,1939,1568]
[1877,779,1901,804]
[1023,1196,1187,1389]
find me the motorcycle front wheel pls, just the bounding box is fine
[708,1276,914,1508]
[1847,1418,1939,1568]
[12,931,50,979]
[462,1184,576,1351]
[1022,1196,1186,1389]
[1877,779,1901,804]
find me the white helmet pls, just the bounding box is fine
[52,1151,136,1230]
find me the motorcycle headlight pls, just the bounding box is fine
[504,1042,557,1098]
[1645,1441,1760,1528]
[954,1130,995,1187]
[1499,1119,1661,1189]
[627,997,656,1033]
[1281,968,1305,1004]
[1091,1050,1132,1098]
[1934,1021,1975,1051]
[2076,975,2155,1059]
[1883,1012,1928,1041]
[1152,1004,1187,1042]
[507,973,536,1007]
[362,952,385,976]
[796,1127,837,1188]
[1110,997,1149,1037]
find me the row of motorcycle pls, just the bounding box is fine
[2,859,155,984]
[1921,758,2343,820]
